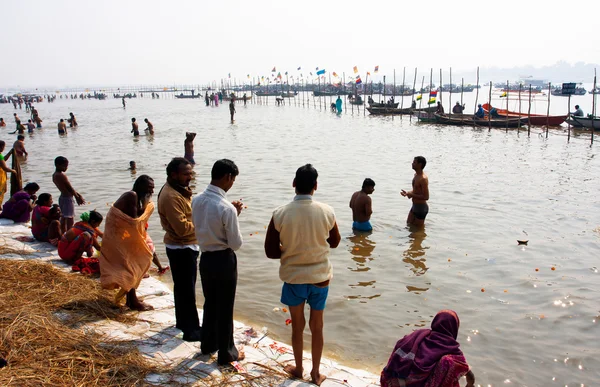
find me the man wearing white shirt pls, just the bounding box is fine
[191,159,244,365]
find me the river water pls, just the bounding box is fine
[1,91,599,386]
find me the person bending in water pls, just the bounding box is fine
[184,132,196,165]
[144,118,154,135]
[349,178,375,232]
[401,156,429,227]
[58,119,67,135]
[13,135,28,158]
[68,112,78,127]
[131,118,139,137]
[53,156,86,232]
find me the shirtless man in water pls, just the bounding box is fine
[401,156,429,227]
[184,132,196,165]
[144,118,154,135]
[13,135,28,158]
[349,178,375,232]
[58,119,67,135]
[131,118,139,136]
[52,156,85,231]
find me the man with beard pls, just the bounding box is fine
[157,158,201,342]
[99,175,156,311]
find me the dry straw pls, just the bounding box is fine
[0,260,296,386]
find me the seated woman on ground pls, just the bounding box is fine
[0,182,40,223]
[381,309,475,387]
[31,194,62,245]
[58,211,103,263]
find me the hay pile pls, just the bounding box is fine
[0,260,164,386]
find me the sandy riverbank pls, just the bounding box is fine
[0,220,379,386]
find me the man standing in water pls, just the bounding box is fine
[349,178,375,232]
[401,156,429,227]
[192,159,244,364]
[122,97,126,108]
[264,164,341,386]
[158,157,201,342]
[58,119,67,135]
[229,99,236,122]
[184,132,196,165]
[131,118,139,137]
[144,118,154,135]
[52,156,85,232]
[13,135,28,158]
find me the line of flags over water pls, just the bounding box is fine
[225,65,384,86]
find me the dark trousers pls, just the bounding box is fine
[166,247,201,334]
[199,249,238,364]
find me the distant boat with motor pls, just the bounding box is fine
[368,101,399,108]
[175,91,200,99]
[482,104,567,126]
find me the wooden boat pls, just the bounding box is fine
[222,95,252,101]
[435,113,528,127]
[255,91,280,97]
[482,104,567,126]
[369,102,399,108]
[349,100,364,106]
[415,111,436,122]
[175,93,200,99]
[281,92,297,98]
[367,106,436,115]
[566,116,600,130]
[551,87,586,96]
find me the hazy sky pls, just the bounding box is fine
[3,0,598,88]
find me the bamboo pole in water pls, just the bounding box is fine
[410,67,418,123]
[382,75,386,104]
[528,84,532,136]
[393,69,396,103]
[518,84,522,133]
[449,68,452,117]
[418,76,425,111]
[343,72,347,113]
[488,81,492,131]
[364,73,367,116]
[474,67,480,129]
[439,69,443,111]
[592,69,596,144]
[547,82,552,139]
[567,93,571,142]
[461,78,464,109]
[400,67,406,111]
[505,80,509,132]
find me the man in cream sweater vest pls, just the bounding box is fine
[264,164,341,386]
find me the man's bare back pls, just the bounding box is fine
[52,171,76,197]
[349,191,372,222]
[13,140,26,157]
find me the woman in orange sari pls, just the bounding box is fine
[381,310,475,387]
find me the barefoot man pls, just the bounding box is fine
[99,175,156,311]
[401,156,429,227]
[184,132,196,165]
[349,178,375,232]
[52,156,85,232]
[265,164,341,385]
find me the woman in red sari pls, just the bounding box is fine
[58,211,103,263]
[381,310,475,387]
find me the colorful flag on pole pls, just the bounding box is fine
[316,69,326,75]
[353,66,358,74]
[374,65,379,73]
[367,71,371,76]
[247,74,250,79]
[416,95,422,101]
[297,66,301,70]
[500,91,507,97]
[332,72,338,77]
[428,91,437,104]
[277,72,282,79]
[272,66,276,72]
[356,77,362,85]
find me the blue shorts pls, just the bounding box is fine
[281,283,329,311]
[352,220,372,231]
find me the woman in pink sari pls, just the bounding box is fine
[381,310,475,387]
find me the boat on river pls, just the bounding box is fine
[551,87,586,96]
[369,101,399,108]
[175,93,200,99]
[281,92,297,98]
[482,103,567,126]
[434,113,528,127]
[255,91,281,97]
[367,106,436,115]
[566,116,600,130]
